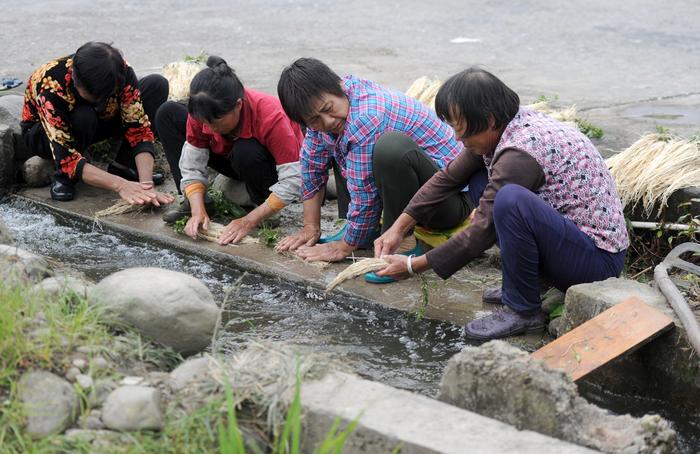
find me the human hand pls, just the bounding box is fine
[275,224,321,252]
[117,181,174,207]
[184,212,210,240]
[373,228,404,258]
[296,240,353,262]
[374,254,412,280]
[218,217,255,245]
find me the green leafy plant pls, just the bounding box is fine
[184,52,209,64]
[208,188,247,220]
[535,94,559,103]
[173,215,191,234]
[258,223,280,248]
[415,275,431,321]
[575,119,604,139]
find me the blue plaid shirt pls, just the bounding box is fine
[301,75,463,247]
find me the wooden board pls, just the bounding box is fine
[532,297,674,381]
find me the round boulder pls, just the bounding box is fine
[31,275,93,300]
[0,244,50,285]
[90,267,219,355]
[21,156,53,187]
[18,370,79,438]
[102,386,164,431]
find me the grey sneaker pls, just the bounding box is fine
[162,196,215,224]
[464,307,546,340]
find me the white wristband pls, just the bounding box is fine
[406,254,416,276]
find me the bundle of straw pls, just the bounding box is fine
[325,257,389,294]
[94,200,149,218]
[606,133,700,217]
[162,61,205,101]
[197,221,259,245]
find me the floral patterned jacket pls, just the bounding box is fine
[21,55,154,182]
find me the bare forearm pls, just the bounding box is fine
[134,152,154,183]
[302,190,324,229]
[246,202,277,225]
[392,213,417,235]
[81,163,127,193]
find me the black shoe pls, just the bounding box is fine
[162,195,216,224]
[50,176,75,201]
[107,162,165,186]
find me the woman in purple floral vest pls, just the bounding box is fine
[373,68,629,340]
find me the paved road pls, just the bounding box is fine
[2,0,699,150]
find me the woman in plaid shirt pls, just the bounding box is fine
[276,58,480,276]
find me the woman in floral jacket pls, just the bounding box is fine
[21,41,173,206]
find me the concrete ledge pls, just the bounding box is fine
[301,372,595,454]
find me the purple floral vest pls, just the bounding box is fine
[485,108,629,253]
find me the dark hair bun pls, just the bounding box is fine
[206,55,234,76]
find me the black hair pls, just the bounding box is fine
[188,55,244,122]
[435,67,520,137]
[72,42,126,101]
[277,58,344,126]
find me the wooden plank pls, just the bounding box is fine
[532,297,674,381]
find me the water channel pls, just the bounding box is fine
[1,199,697,451]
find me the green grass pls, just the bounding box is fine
[208,189,247,220]
[0,281,359,453]
[258,223,280,248]
[575,118,604,139]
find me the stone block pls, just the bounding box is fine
[301,371,594,453]
[438,341,678,453]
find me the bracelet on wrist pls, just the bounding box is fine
[406,254,416,276]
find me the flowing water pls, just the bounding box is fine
[1,199,698,451]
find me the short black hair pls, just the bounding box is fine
[188,55,244,122]
[277,58,344,126]
[72,42,125,101]
[435,67,520,137]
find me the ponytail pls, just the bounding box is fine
[188,55,244,122]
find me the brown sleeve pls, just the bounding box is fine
[404,147,485,223]
[426,148,546,279]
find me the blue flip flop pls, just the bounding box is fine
[0,78,22,91]
[365,242,425,284]
[319,222,380,248]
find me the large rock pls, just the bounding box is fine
[438,341,678,453]
[561,278,700,406]
[211,174,253,207]
[0,244,50,285]
[90,267,219,355]
[18,370,79,438]
[0,217,13,245]
[102,386,164,431]
[21,156,53,187]
[31,275,93,300]
[0,124,15,194]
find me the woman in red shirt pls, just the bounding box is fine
[156,56,303,244]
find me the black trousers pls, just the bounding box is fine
[21,74,169,178]
[372,131,471,233]
[155,101,278,205]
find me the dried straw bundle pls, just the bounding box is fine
[209,342,343,430]
[405,76,442,110]
[606,133,700,217]
[94,200,148,218]
[526,101,578,128]
[162,61,205,101]
[325,257,389,294]
[197,221,259,245]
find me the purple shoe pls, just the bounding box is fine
[464,307,546,340]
